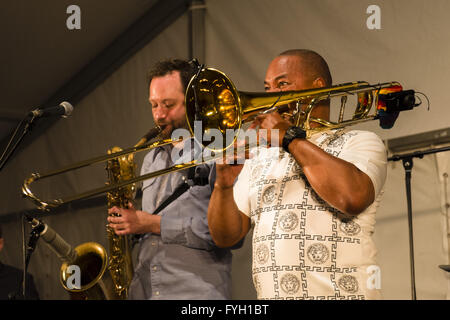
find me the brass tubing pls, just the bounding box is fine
[22,65,404,211]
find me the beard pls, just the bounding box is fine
[158,117,188,140]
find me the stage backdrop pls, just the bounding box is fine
[0,0,449,299]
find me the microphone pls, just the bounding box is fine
[29,101,74,118]
[30,218,77,263]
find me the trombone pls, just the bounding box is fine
[22,66,418,211]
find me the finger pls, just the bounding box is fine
[108,222,121,233]
[108,206,122,216]
[107,223,120,231]
[281,113,292,121]
[249,121,259,130]
[112,223,128,235]
[255,117,272,131]
[250,115,264,129]
[128,202,135,210]
[108,216,122,224]
[254,114,267,124]
[115,229,129,236]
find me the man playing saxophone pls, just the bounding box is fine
[107,59,237,300]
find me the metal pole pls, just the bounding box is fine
[189,0,206,62]
[402,157,417,300]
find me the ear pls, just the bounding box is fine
[312,77,327,88]
[0,238,4,252]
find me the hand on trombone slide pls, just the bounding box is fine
[214,110,293,188]
[249,111,293,147]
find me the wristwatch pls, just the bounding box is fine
[282,126,306,153]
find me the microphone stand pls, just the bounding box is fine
[24,215,45,271]
[8,213,43,300]
[388,145,450,300]
[0,113,38,172]
[438,172,450,276]
[2,111,39,299]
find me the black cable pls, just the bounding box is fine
[414,92,430,110]
[0,117,27,168]
[22,214,27,299]
[0,114,37,172]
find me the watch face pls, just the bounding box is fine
[290,127,306,139]
[286,128,296,139]
[282,126,306,152]
[286,127,294,135]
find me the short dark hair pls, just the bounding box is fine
[278,49,332,87]
[146,59,197,93]
[0,224,3,238]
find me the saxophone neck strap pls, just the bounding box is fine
[152,167,208,215]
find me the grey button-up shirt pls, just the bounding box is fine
[128,141,235,300]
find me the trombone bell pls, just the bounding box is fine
[185,68,242,152]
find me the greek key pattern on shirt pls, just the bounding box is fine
[325,131,364,300]
[274,157,301,299]
[252,158,275,224]
[252,156,303,299]
[253,233,360,244]
[318,129,353,149]
[248,131,369,300]
[253,265,358,274]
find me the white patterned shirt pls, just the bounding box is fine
[233,129,387,299]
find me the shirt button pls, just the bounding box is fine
[151,241,156,246]
[152,266,157,271]
[155,291,160,296]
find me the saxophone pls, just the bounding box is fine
[105,126,162,299]
[40,127,162,300]
[105,146,136,299]
[58,145,137,300]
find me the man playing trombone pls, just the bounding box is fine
[208,49,388,299]
[107,59,237,300]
